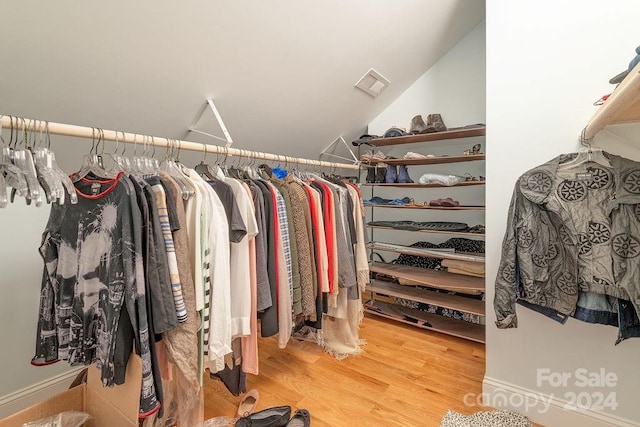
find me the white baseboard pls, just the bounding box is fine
[0,368,84,419]
[482,376,639,427]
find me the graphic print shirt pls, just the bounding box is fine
[33,173,160,416]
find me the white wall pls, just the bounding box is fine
[0,204,78,416]
[369,21,486,136]
[486,1,640,426]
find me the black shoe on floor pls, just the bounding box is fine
[285,409,311,427]
[235,406,292,427]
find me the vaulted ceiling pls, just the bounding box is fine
[0,1,485,166]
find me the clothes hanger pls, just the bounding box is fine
[31,120,62,204]
[73,128,118,182]
[107,130,129,175]
[160,139,193,200]
[112,131,134,172]
[0,116,29,203]
[558,128,612,169]
[148,136,160,175]
[39,121,77,204]
[194,144,219,181]
[12,118,42,206]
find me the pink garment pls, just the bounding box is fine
[156,339,174,381]
[241,182,259,375]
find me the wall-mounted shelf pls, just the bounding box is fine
[584,61,640,140]
[366,126,486,147]
[370,263,485,295]
[363,123,486,344]
[367,242,485,263]
[365,204,485,211]
[367,224,485,238]
[362,181,485,188]
[364,300,485,343]
[361,154,485,166]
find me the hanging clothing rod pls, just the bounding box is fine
[0,115,361,170]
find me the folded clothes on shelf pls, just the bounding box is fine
[418,173,466,186]
[362,196,411,206]
[441,259,486,277]
[403,152,436,160]
[368,220,470,231]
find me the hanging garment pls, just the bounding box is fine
[159,174,200,390]
[221,175,259,339]
[241,182,260,375]
[494,153,640,343]
[252,179,279,338]
[34,173,161,417]
[147,177,188,323]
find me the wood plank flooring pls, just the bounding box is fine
[203,314,517,427]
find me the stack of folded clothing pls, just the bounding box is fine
[441,259,485,278]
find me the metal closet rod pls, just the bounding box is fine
[0,115,360,170]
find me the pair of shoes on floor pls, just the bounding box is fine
[235,405,310,427]
[410,114,448,134]
[386,164,413,183]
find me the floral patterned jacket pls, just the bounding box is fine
[494,153,640,328]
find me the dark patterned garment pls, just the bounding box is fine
[33,173,160,417]
[392,238,485,270]
[495,153,640,332]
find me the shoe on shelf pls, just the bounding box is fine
[403,152,435,159]
[359,150,387,163]
[385,164,398,183]
[427,113,447,132]
[429,198,459,207]
[237,389,260,418]
[383,127,408,138]
[235,406,292,427]
[365,167,376,183]
[374,166,387,183]
[440,198,460,207]
[285,409,311,427]
[359,150,374,161]
[409,115,428,134]
[397,165,413,183]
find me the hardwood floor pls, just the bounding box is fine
[203,314,497,426]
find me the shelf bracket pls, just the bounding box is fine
[319,136,359,164]
[185,98,234,147]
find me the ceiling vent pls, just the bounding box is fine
[354,68,390,98]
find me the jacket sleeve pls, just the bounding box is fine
[494,184,521,328]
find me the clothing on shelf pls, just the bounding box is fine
[494,152,640,344]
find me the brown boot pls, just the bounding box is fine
[427,113,447,132]
[409,115,428,134]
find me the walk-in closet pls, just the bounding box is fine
[1,2,640,427]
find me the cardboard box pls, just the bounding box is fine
[0,355,142,427]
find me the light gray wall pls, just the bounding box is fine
[0,204,76,410]
[486,1,640,425]
[369,21,486,135]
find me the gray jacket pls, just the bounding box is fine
[494,153,640,328]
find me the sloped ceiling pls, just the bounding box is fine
[0,1,485,166]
